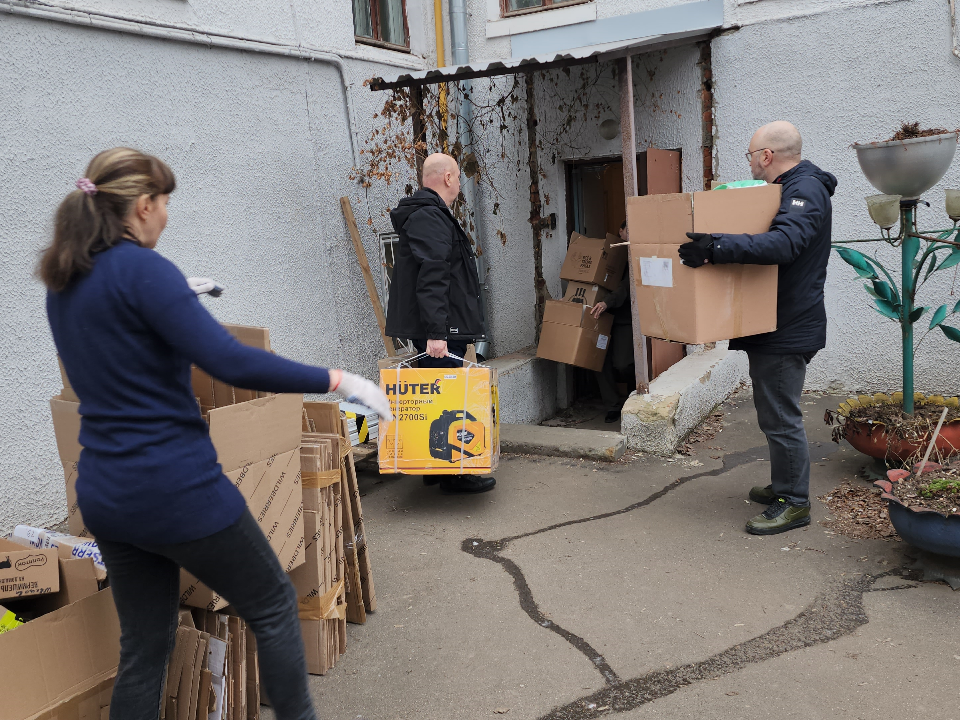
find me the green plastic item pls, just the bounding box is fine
[713,180,767,190]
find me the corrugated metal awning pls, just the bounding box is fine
[368,28,715,91]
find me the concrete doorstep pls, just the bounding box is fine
[500,423,627,462]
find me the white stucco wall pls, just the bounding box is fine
[0,1,435,534]
[713,0,960,395]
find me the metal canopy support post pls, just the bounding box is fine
[618,55,650,395]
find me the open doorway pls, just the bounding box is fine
[555,150,686,428]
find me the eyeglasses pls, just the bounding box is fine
[745,148,774,161]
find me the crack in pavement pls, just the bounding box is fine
[536,570,916,719]
[462,445,775,686]
[460,440,910,718]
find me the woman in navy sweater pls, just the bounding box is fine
[41,148,391,720]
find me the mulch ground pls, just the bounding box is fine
[679,408,724,455]
[818,480,900,541]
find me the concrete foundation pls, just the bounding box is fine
[487,347,558,425]
[500,424,627,461]
[621,346,748,455]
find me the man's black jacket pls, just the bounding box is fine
[385,188,486,342]
[711,160,838,354]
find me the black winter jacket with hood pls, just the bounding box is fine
[711,159,838,354]
[385,188,486,342]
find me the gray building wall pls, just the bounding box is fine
[0,0,434,533]
[713,0,960,395]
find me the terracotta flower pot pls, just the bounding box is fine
[844,418,960,462]
[875,463,960,558]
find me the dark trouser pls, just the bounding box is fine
[413,339,468,369]
[97,510,316,720]
[596,323,635,412]
[747,351,816,507]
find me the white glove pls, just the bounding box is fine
[187,277,222,296]
[334,371,394,422]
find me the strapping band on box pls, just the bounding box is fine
[298,580,345,621]
[302,470,341,489]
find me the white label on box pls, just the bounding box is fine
[640,257,673,288]
[596,334,609,350]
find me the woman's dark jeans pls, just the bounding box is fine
[97,509,316,720]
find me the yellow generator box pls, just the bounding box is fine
[378,364,499,475]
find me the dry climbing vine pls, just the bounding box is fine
[352,65,618,247]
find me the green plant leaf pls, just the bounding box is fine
[863,283,881,300]
[910,306,930,323]
[930,304,949,329]
[953,299,960,314]
[872,280,895,303]
[937,248,960,272]
[923,252,940,281]
[873,298,901,320]
[834,246,878,280]
[940,324,960,343]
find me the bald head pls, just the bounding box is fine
[422,153,461,206]
[747,121,803,182]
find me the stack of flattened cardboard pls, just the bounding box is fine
[292,416,347,675]
[49,324,306,611]
[162,609,259,720]
[300,403,375,669]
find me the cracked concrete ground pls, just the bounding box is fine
[268,392,960,720]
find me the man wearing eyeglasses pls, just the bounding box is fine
[678,121,838,535]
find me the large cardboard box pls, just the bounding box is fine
[11,527,107,582]
[627,185,781,344]
[536,300,614,372]
[0,588,120,720]
[560,232,627,290]
[378,365,499,475]
[561,281,610,307]
[0,538,59,601]
[50,392,306,611]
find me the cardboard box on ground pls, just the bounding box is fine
[0,580,119,720]
[49,324,306,611]
[628,185,781,344]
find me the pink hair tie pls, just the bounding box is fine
[75,178,98,195]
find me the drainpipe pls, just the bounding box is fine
[449,0,491,359]
[0,0,419,169]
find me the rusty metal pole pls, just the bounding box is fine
[618,55,650,394]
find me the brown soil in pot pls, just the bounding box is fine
[845,402,960,443]
[887,122,953,141]
[891,466,960,515]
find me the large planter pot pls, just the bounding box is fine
[875,464,960,558]
[844,418,960,462]
[828,393,960,463]
[853,131,959,199]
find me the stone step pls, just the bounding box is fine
[500,423,627,462]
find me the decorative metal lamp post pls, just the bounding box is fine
[833,131,960,415]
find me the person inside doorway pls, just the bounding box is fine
[591,220,635,423]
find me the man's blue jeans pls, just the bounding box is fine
[747,351,816,507]
[97,509,317,720]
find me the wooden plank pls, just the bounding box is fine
[618,54,651,395]
[337,459,366,624]
[342,419,376,613]
[340,197,396,357]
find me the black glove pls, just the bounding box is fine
[679,232,715,268]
